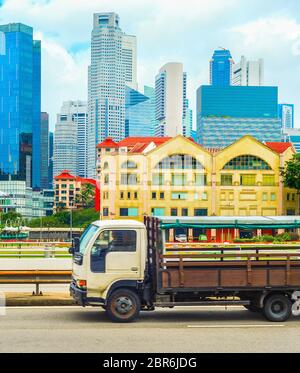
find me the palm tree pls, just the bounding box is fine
[76,183,95,209]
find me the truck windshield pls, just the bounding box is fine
[79,224,99,255]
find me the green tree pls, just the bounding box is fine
[76,183,95,208]
[281,154,300,192]
[0,211,22,224]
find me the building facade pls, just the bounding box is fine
[283,129,300,153]
[0,181,54,219]
[40,112,49,190]
[48,132,54,188]
[232,56,264,86]
[54,170,99,211]
[279,104,294,130]
[99,136,297,221]
[196,85,282,147]
[209,49,234,87]
[87,12,137,178]
[125,85,156,137]
[0,23,41,188]
[53,101,88,178]
[155,62,188,137]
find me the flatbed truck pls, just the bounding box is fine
[70,217,300,322]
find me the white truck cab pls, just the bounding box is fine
[70,220,148,321]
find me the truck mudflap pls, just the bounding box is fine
[292,291,300,316]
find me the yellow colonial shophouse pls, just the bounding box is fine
[98,135,298,221]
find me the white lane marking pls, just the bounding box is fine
[187,324,285,328]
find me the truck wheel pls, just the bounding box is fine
[263,294,292,322]
[106,289,140,323]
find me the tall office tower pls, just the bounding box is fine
[232,56,264,86]
[75,103,89,178]
[48,132,54,188]
[87,12,137,177]
[125,85,156,137]
[283,129,300,153]
[40,112,49,189]
[197,86,282,147]
[53,101,88,178]
[0,23,41,188]
[155,62,188,137]
[209,49,234,87]
[122,34,137,90]
[183,99,193,138]
[279,104,294,130]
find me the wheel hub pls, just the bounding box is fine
[272,301,284,314]
[115,297,133,315]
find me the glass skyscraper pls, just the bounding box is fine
[125,86,156,137]
[87,13,137,177]
[279,104,294,130]
[197,85,282,147]
[209,49,234,87]
[0,23,41,188]
[54,101,87,178]
[40,112,49,190]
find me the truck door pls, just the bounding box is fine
[87,228,142,298]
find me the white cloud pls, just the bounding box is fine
[231,16,300,51]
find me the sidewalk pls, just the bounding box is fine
[4,292,76,306]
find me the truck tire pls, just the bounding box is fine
[106,289,141,323]
[262,294,292,322]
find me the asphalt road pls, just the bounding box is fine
[1,306,300,353]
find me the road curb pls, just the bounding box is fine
[4,292,76,307]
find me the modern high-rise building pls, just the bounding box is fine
[283,129,300,153]
[209,49,234,87]
[155,62,188,137]
[40,112,49,190]
[87,12,137,177]
[73,101,88,178]
[53,101,88,178]
[197,85,282,147]
[125,85,156,137]
[0,23,41,188]
[279,104,294,130]
[183,99,193,138]
[232,56,264,86]
[122,34,137,90]
[48,132,54,188]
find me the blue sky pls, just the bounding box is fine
[1,0,300,130]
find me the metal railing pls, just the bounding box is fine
[0,246,71,258]
[0,270,72,295]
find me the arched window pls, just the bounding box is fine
[155,154,204,170]
[103,162,109,170]
[121,160,138,169]
[223,155,271,170]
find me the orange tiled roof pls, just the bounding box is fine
[265,142,293,154]
[54,170,76,180]
[117,137,172,147]
[96,137,119,148]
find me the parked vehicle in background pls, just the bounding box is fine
[175,234,187,243]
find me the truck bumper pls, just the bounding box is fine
[70,282,87,306]
[70,281,106,307]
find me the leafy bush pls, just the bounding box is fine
[260,235,275,243]
[27,208,99,229]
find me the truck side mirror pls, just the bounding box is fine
[69,237,80,255]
